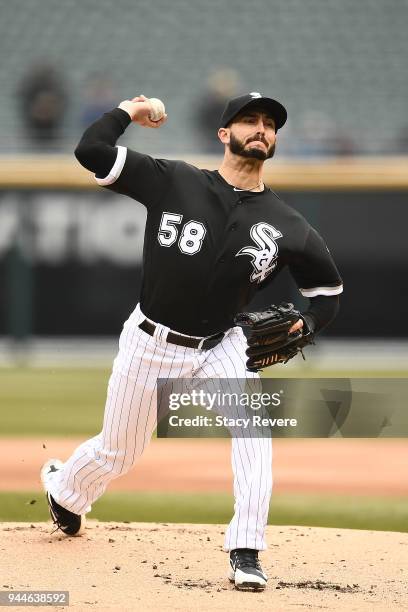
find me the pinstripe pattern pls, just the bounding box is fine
[44,306,273,552]
[193,328,272,551]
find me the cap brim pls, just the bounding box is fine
[223,97,287,131]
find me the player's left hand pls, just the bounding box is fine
[288,318,303,334]
[234,303,314,372]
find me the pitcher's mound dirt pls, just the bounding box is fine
[1,522,407,610]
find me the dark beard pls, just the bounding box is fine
[229,132,275,160]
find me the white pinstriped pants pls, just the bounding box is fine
[45,304,273,551]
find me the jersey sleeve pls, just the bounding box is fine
[94,146,174,209]
[289,226,343,297]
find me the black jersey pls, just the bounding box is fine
[95,146,343,336]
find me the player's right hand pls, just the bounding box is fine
[118,95,167,128]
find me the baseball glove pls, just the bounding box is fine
[234,302,314,372]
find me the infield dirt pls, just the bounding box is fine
[1,521,407,610]
[1,438,408,495]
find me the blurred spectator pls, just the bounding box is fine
[194,68,241,153]
[329,129,357,156]
[393,126,408,154]
[80,73,117,127]
[294,111,357,157]
[17,62,68,150]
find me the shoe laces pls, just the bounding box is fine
[50,519,64,535]
[48,495,73,534]
[231,549,261,570]
[49,505,66,534]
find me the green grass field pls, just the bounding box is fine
[1,367,407,437]
[1,367,407,532]
[0,368,109,436]
[1,490,407,533]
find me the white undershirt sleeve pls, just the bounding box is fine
[299,284,343,298]
[94,145,127,186]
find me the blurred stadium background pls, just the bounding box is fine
[0,0,407,529]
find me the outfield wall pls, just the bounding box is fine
[0,157,407,338]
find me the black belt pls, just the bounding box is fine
[138,319,225,350]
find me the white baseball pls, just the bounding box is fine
[148,98,166,122]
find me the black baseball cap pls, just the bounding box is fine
[219,92,287,131]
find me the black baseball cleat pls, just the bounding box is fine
[228,548,268,590]
[40,459,86,536]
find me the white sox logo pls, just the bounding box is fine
[236,222,282,282]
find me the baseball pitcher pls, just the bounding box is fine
[41,91,343,591]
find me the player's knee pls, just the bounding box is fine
[95,447,137,477]
[111,453,137,476]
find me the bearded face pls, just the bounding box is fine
[228,130,276,160]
